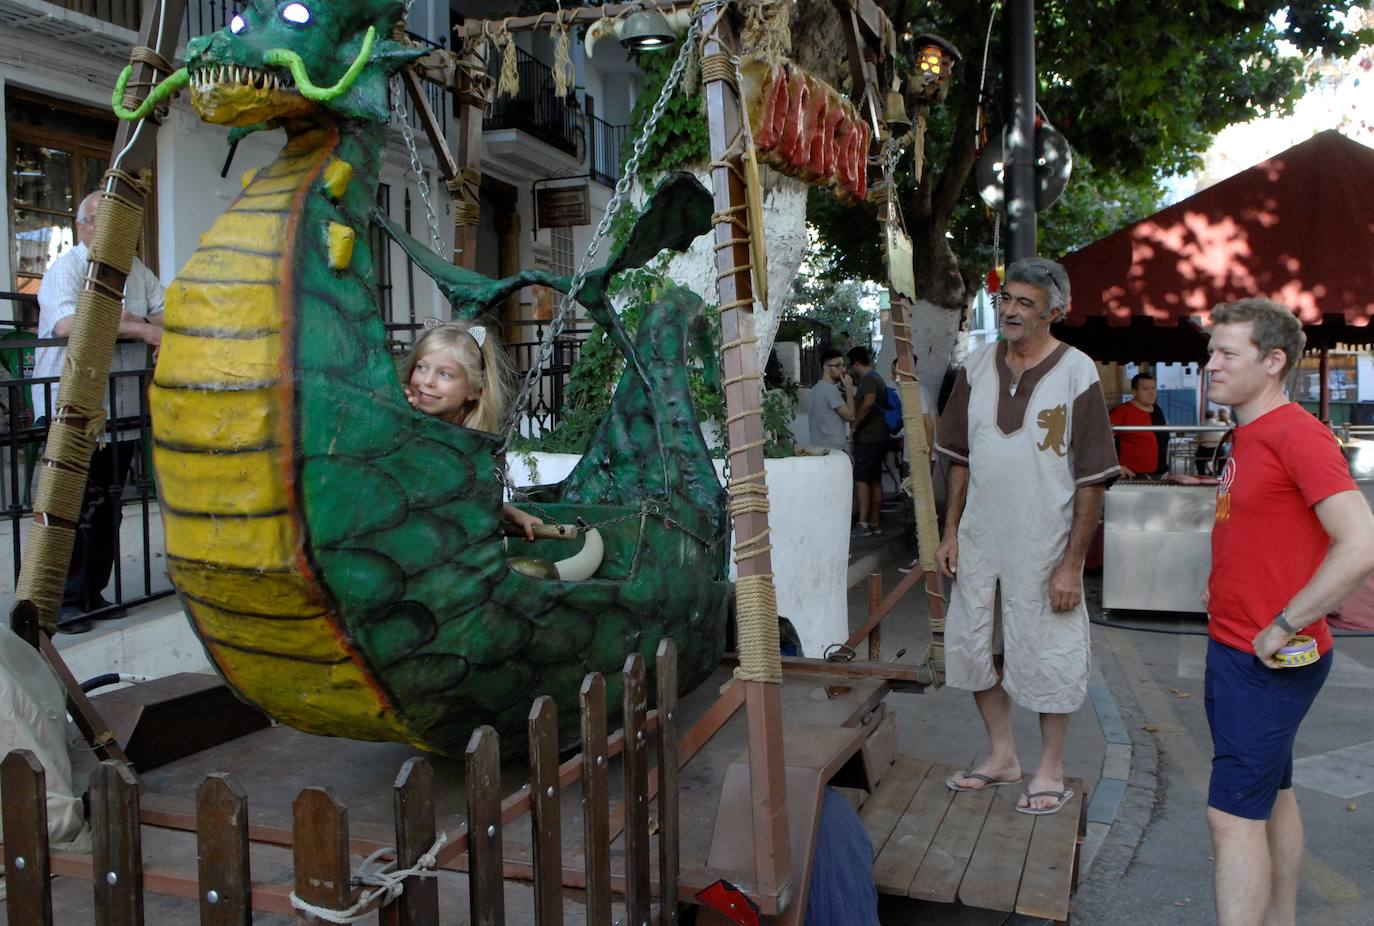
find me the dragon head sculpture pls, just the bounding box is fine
[116,0,424,126]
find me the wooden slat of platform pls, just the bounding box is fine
[860,754,929,860]
[910,771,997,903]
[957,782,1035,912]
[861,755,1084,923]
[1015,777,1085,923]
[872,762,954,895]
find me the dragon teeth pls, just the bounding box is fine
[189,64,290,92]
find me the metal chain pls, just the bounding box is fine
[990,213,1001,310]
[499,2,718,449]
[391,74,447,258]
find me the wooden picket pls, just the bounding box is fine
[529,696,564,926]
[466,725,505,926]
[655,640,681,926]
[195,773,250,925]
[2,750,53,925]
[580,672,613,926]
[622,654,651,925]
[292,788,351,925]
[90,760,144,925]
[383,757,440,926]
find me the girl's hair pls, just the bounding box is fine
[401,319,510,433]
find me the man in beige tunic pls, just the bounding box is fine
[934,258,1119,814]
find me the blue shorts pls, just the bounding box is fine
[1204,639,1331,820]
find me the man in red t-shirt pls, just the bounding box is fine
[1203,299,1374,926]
[1108,372,1166,477]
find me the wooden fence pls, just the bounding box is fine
[1,643,684,925]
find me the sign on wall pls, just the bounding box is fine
[535,185,591,230]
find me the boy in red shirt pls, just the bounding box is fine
[1203,299,1374,926]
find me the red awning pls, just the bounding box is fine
[1054,131,1374,361]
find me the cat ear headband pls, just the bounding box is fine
[422,317,486,348]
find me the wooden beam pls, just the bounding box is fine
[718,654,928,691]
[452,43,486,271]
[701,5,793,909]
[458,0,692,37]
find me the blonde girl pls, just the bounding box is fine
[401,319,541,539]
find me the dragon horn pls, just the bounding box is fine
[264,26,376,102]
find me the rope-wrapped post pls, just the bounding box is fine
[452,37,489,270]
[700,5,794,906]
[15,182,145,629]
[11,0,183,639]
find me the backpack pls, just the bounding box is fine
[881,384,903,435]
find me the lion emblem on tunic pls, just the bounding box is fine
[1036,404,1068,456]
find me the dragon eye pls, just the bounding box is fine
[229,12,246,33]
[281,2,311,24]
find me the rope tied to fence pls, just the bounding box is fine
[288,833,447,923]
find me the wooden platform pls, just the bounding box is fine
[861,755,1085,924]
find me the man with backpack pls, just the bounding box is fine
[847,346,890,536]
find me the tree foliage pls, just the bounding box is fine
[785,264,881,350]
[809,0,1374,307]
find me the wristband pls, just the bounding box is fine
[1273,609,1297,635]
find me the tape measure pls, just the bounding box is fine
[1274,635,1319,668]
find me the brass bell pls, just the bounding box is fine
[883,89,912,134]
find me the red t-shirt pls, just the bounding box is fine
[1208,403,1356,655]
[1109,402,1157,474]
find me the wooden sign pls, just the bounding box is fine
[740,56,869,203]
[536,184,591,229]
[886,225,916,301]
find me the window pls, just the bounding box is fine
[550,224,574,277]
[6,88,157,312]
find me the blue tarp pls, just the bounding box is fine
[805,787,880,926]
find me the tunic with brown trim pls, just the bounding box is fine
[934,341,1119,713]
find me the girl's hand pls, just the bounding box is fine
[403,385,420,409]
[503,504,543,541]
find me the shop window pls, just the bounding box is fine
[6,88,157,314]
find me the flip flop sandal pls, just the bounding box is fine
[945,770,1021,792]
[1015,788,1075,815]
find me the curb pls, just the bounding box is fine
[1076,637,1161,889]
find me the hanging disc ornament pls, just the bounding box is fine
[976,122,1073,212]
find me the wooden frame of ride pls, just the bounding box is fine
[3,0,953,922]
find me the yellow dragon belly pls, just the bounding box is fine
[150,143,412,742]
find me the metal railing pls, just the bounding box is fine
[482,45,583,158]
[586,113,629,187]
[50,0,141,30]
[0,293,170,622]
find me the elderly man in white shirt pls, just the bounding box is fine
[33,191,163,626]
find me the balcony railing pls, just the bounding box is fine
[46,0,139,30]
[482,45,583,159]
[587,113,629,187]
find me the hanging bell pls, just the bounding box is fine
[883,90,912,134]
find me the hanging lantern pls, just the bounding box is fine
[907,34,961,107]
[620,9,675,51]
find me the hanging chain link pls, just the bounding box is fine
[392,73,447,259]
[499,2,718,450]
[990,212,1001,310]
